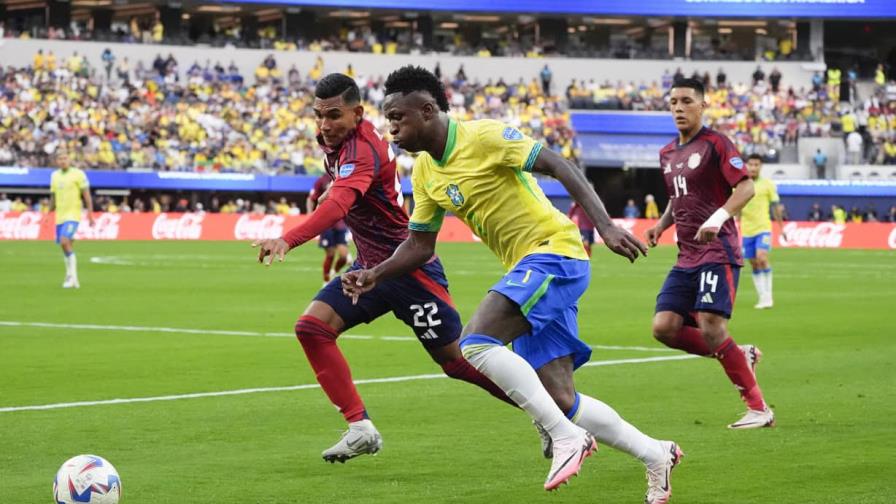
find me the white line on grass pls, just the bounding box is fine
[0,321,677,352]
[0,354,698,413]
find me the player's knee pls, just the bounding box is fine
[545,385,577,414]
[652,319,678,343]
[294,315,337,344]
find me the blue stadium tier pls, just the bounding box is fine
[214,0,896,18]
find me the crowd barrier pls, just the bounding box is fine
[2,212,895,249]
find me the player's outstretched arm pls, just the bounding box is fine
[531,147,647,262]
[695,177,755,243]
[646,203,675,247]
[342,230,437,304]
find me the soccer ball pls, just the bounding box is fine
[53,454,122,504]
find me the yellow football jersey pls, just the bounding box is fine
[50,167,89,224]
[409,119,587,270]
[740,176,779,237]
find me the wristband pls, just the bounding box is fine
[700,208,731,230]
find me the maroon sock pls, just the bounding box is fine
[322,254,334,281]
[441,357,517,408]
[665,325,713,356]
[295,316,367,422]
[714,336,766,411]
[333,254,347,272]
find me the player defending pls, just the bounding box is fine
[49,149,94,288]
[646,79,774,429]
[307,174,350,283]
[252,74,512,463]
[567,201,595,257]
[344,66,683,501]
[739,154,785,309]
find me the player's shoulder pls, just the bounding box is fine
[659,138,679,154]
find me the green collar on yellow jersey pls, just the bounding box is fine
[434,118,458,167]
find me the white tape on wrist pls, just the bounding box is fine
[700,208,731,230]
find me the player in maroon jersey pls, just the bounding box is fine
[567,201,595,256]
[251,74,512,462]
[307,174,350,283]
[646,78,774,429]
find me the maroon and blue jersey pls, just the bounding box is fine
[318,119,409,268]
[310,174,347,231]
[659,127,748,268]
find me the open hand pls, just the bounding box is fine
[252,238,290,266]
[600,225,648,263]
[341,269,377,305]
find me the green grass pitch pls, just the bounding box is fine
[1,241,892,503]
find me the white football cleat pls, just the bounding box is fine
[645,441,684,504]
[62,277,80,289]
[754,297,773,309]
[533,420,553,459]
[544,429,597,491]
[728,408,775,430]
[322,419,383,463]
[739,344,762,374]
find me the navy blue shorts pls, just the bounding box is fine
[490,254,593,371]
[579,229,595,245]
[318,228,348,249]
[655,263,741,321]
[314,259,461,349]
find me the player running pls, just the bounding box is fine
[251,74,511,464]
[307,174,350,283]
[48,149,94,288]
[739,154,785,309]
[343,66,683,501]
[567,201,595,257]
[646,78,774,430]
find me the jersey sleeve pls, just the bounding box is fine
[76,170,90,191]
[713,134,749,187]
[407,161,445,232]
[331,141,375,195]
[477,121,543,173]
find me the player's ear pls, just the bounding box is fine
[353,104,364,124]
[421,101,436,121]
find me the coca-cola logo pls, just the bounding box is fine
[152,213,205,240]
[74,213,121,240]
[0,211,42,239]
[888,227,896,249]
[780,222,845,248]
[234,214,285,240]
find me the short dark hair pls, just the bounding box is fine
[747,153,763,162]
[384,65,449,112]
[671,78,705,98]
[315,73,360,104]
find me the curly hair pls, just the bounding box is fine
[383,65,449,112]
[315,73,361,104]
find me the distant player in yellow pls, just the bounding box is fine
[49,150,94,288]
[739,154,785,309]
[343,66,683,503]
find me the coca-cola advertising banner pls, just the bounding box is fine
[2,212,896,250]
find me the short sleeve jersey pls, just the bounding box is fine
[739,176,779,237]
[50,167,89,224]
[659,127,748,268]
[408,118,587,271]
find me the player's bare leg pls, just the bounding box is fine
[297,301,382,462]
[59,237,79,288]
[698,312,774,429]
[459,292,596,490]
[538,357,682,503]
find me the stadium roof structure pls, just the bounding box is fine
[215,0,896,19]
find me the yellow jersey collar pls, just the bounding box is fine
[434,118,457,167]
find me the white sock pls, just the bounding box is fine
[572,394,665,465]
[751,270,764,300]
[63,253,72,277]
[68,253,78,282]
[764,269,773,301]
[462,343,579,440]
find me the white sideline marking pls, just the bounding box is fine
[0,354,698,413]
[0,321,677,351]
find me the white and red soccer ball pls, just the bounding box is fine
[53,454,121,504]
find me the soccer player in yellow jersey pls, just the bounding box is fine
[343,67,682,502]
[48,150,94,288]
[739,154,785,309]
